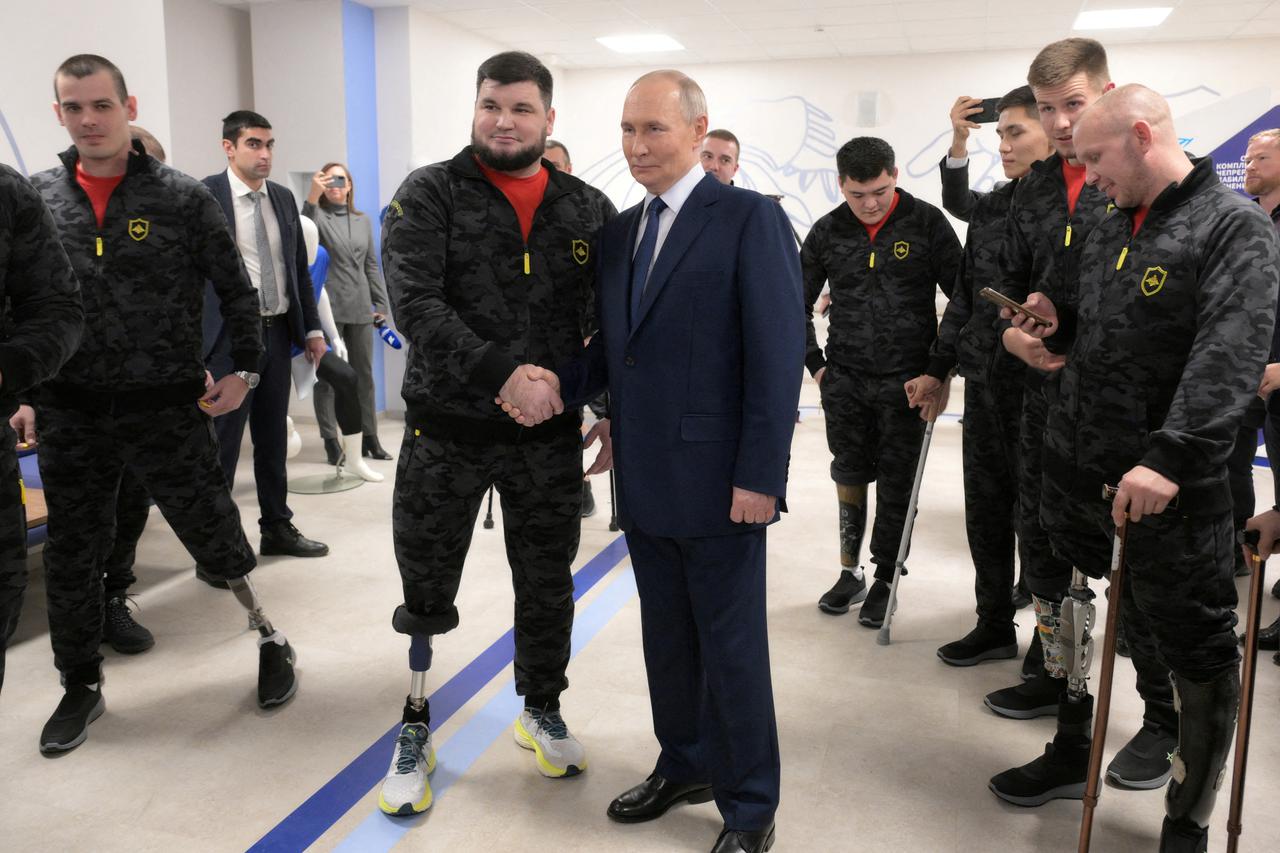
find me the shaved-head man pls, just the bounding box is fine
[1004,84,1280,851]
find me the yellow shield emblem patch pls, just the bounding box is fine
[571,239,589,265]
[127,218,150,241]
[1140,266,1167,297]
[893,240,909,260]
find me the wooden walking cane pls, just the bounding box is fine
[1226,529,1269,853]
[1078,485,1129,853]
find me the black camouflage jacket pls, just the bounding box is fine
[30,141,261,407]
[0,165,83,418]
[927,161,1025,383]
[382,148,616,436]
[802,189,960,377]
[1043,158,1280,512]
[993,153,1112,322]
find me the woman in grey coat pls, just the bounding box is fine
[303,162,394,461]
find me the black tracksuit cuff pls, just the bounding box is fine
[925,355,954,382]
[472,345,522,396]
[1139,445,1186,487]
[805,353,827,376]
[231,349,262,373]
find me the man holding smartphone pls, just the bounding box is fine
[803,136,961,627]
[905,85,1054,668]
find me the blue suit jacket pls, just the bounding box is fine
[560,174,805,538]
[200,172,321,372]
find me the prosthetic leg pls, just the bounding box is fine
[380,605,458,816]
[227,576,297,708]
[1159,670,1240,852]
[818,482,869,614]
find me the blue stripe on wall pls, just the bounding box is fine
[342,0,387,412]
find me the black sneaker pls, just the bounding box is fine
[937,622,1018,667]
[857,579,893,628]
[989,740,1089,806]
[1021,632,1044,681]
[1106,722,1175,789]
[40,684,105,755]
[258,634,298,708]
[581,480,596,519]
[818,569,867,614]
[984,672,1066,719]
[102,596,155,654]
[1242,614,1280,650]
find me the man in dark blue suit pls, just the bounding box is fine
[203,111,329,559]
[502,70,803,853]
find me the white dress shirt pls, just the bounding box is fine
[226,167,289,315]
[634,161,708,279]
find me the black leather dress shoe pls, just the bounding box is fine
[260,523,329,558]
[1245,614,1280,650]
[362,435,393,460]
[606,773,713,823]
[711,824,776,853]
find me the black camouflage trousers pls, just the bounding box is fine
[961,370,1026,626]
[1042,477,1240,686]
[392,424,583,699]
[1018,380,1075,598]
[1,430,28,694]
[38,403,256,686]
[821,365,925,582]
[103,468,151,598]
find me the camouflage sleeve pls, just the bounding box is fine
[938,156,980,224]
[800,220,828,376]
[927,244,970,380]
[383,172,518,395]
[0,172,84,395]
[930,207,962,300]
[1142,211,1280,485]
[991,193,1036,344]
[190,184,262,372]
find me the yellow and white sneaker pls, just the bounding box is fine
[378,723,436,815]
[514,707,587,778]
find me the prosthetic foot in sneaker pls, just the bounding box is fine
[514,707,586,777]
[937,621,1018,667]
[39,684,105,755]
[984,671,1066,719]
[857,579,894,628]
[257,632,297,708]
[989,694,1092,806]
[379,723,436,815]
[1106,721,1176,789]
[818,569,866,614]
[102,595,155,654]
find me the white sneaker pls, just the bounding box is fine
[514,707,587,777]
[378,722,436,815]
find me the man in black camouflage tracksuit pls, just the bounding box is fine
[803,136,960,629]
[374,52,615,816]
[0,165,83,695]
[27,55,297,754]
[998,86,1279,852]
[905,86,1054,669]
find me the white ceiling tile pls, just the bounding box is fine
[896,1,982,22]
[535,2,641,23]
[764,42,841,58]
[438,6,557,29]
[837,36,912,55]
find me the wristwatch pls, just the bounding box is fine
[233,370,261,389]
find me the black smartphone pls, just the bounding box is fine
[973,97,1000,124]
[330,175,347,188]
[978,287,1050,327]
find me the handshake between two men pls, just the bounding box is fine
[493,364,780,525]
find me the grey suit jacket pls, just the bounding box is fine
[302,200,390,324]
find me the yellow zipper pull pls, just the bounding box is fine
[96,236,103,257]
[1116,246,1128,271]
[1064,225,1072,247]
[869,251,876,269]
[523,251,531,275]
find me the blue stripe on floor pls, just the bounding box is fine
[331,566,638,852]
[245,534,630,853]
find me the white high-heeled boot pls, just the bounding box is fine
[339,433,384,482]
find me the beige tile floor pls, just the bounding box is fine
[2,375,1278,852]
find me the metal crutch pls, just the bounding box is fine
[1078,486,1129,853]
[1226,529,1270,853]
[877,419,935,646]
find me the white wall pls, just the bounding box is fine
[556,38,1280,236]
[163,0,254,177]
[0,0,172,177]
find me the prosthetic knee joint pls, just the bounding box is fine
[392,605,459,717]
[1033,568,1095,701]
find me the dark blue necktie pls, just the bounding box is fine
[630,196,667,326]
